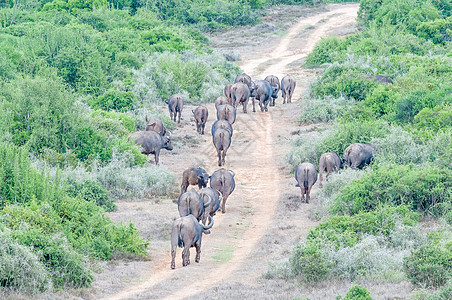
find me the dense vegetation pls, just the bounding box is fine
[285,0,452,297]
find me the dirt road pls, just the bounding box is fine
[89,4,360,300]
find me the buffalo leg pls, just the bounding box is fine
[154,150,160,165]
[305,187,310,203]
[177,111,181,123]
[319,171,324,188]
[171,248,176,269]
[195,243,201,263]
[182,246,190,267]
[218,150,222,166]
[252,97,256,112]
[222,149,227,165]
[300,188,305,202]
[201,124,205,135]
[221,194,228,213]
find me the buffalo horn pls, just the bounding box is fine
[201,215,214,230]
[228,170,235,177]
[203,194,212,208]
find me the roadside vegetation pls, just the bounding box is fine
[0,0,356,296]
[284,0,451,298]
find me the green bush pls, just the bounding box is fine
[290,242,332,282]
[342,285,372,300]
[305,36,348,66]
[0,230,52,293]
[66,179,116,211]
[404,243,452,288]
[12,228,93,288]
[333,164,452,216]
[88,89,137,112]
[414,104,452,132]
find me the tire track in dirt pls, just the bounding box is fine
[99,4,359,300]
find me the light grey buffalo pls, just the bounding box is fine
[215,96,229,109]
[344,143,376,169]
[224,84,234,104]
[180,167,209,194]
[264,75,280,106]
[211,119,233,137]
[231,82,250,113]
[210,168,235,213]
[217,104,236,124]
[170,214,213,269]
[252,80,272,112]
[128,131,173,164]
[318,152,342,187]
[145,116,166,136]
[281,75,296,104]
[295,162,318,203]
[192,106,208,135]
[199,187,222,225]
[166,94,184,123]
[213,128,231,167]
[178,188,212,221]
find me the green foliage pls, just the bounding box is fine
[342,285,372,300]
[42,0,109,12]
[305,36,348,66]
[333,164,452,216]
[88,89,137,112]
[404,243,452,288]
[0,229,52,293]
[414,104,452,132]
[65,179,116,211]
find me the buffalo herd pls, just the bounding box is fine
[127,71,377,269]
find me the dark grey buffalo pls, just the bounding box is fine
[166,94,184,123]
[231,82,250,113]
[318,152,342,187]
[252,80,272,112]
[199,187,222,225]
[211,119,233,137]
[210,168,235,213]
[224,83,234,104]
[145,116,166,136]
[170,214,213,269]
[281,75,296,104]
[215,96,229,109]
[178,188,212,221]
[192,106,208,135]
[216,104,236,124]
[128,131,173,164]
[295,162,318,203]
[181,167,210,194]
[213,128,231,167]
[344,143,376,169]
[234,73,255,92]
[364,74,393,84]
[264,75,280,106]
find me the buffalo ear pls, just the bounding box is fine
[197,175,203,180]
[165,100,169,104]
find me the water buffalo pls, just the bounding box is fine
[234,73,255,92]
[281,75,296,104]
[224,84,234,104]
[253,80,272,112]
[192,106,208,135]
[213,128,231,167]
[215,96,229,109]
[344,143,376,169]
[170,214,213,269]
[318,152,342,187]
[211,119,233,137]
[178,188,212,221]
[128,131,173,164]
[231,82,250,113]
[199,187,222,225]
[210,168,235,213]
[145,116,166,136]
[181,167,210,194]
[264,75,280,106]
[295,162,318,203]
[166,94,184,123]
[216,104,236,124]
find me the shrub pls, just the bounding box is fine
[299,96,356,124]
[404,243,452,288]
[88,89,137,112]
[342,285,372,300]
[290,242,332,282]
[65,179,116,211]
[0,230,52,294]
[414,104,452,132]
[305,36,348,66]
[333,164,452,216]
